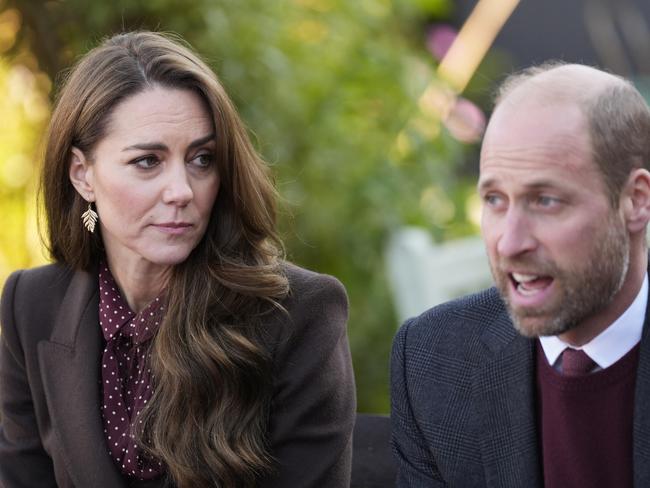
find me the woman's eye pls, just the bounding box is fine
[190,152,215,168]
[131,155,159,169]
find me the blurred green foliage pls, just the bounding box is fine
[0,27,50,285]
[2,0,483,412]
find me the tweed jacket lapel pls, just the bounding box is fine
[474,309,542,488]
[633,267,650,487]
[37,268,126,488]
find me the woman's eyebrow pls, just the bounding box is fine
[121,133,215,152]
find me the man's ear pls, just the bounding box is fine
[68,146,95,201]
[622,168,650,234]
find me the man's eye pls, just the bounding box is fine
[537,195,559,207]
[131,156,159,169]
[483,194,504,207]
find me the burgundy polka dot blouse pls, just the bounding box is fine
[99,263,165,480]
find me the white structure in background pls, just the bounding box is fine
[385,227,494,323]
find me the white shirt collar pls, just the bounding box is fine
[539,273,648,370]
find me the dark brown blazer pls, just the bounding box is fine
[0,262,355,488]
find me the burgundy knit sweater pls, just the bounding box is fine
[536,342,639,488]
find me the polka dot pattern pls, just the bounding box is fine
[99,264,165,480]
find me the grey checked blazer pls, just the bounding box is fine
[391,282,650,487]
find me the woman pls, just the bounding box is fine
[0,31,355,488]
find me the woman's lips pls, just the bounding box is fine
[152,222,193,235]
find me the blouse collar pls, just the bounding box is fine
[98,262,165,344]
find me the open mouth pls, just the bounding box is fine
[510,272,554,296]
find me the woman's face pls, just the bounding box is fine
[70,86,220,272]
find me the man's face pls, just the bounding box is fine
[478,101,630,338]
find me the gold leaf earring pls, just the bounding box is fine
[81,202,98,233]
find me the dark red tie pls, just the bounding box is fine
[562,348,596,376]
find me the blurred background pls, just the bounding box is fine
[1,0,650,413]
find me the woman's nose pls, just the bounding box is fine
[162,163,193,206]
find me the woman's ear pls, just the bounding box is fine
[68,146,95,201]
[622,168,650,234]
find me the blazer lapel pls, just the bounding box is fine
[633,276,650,487]
[474,311,542,488]
[37,268,126,488]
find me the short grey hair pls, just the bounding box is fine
[493,61,650,207]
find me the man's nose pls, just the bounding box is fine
[496,209,537,258]
[162,163,194,206]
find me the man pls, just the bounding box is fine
[391,62,650,488]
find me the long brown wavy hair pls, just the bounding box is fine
[40,31,289,487]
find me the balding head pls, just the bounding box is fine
[489,62,650,206]
[495,62,625,108]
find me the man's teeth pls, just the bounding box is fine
[512,272,538,283]
[517,286,538,296]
